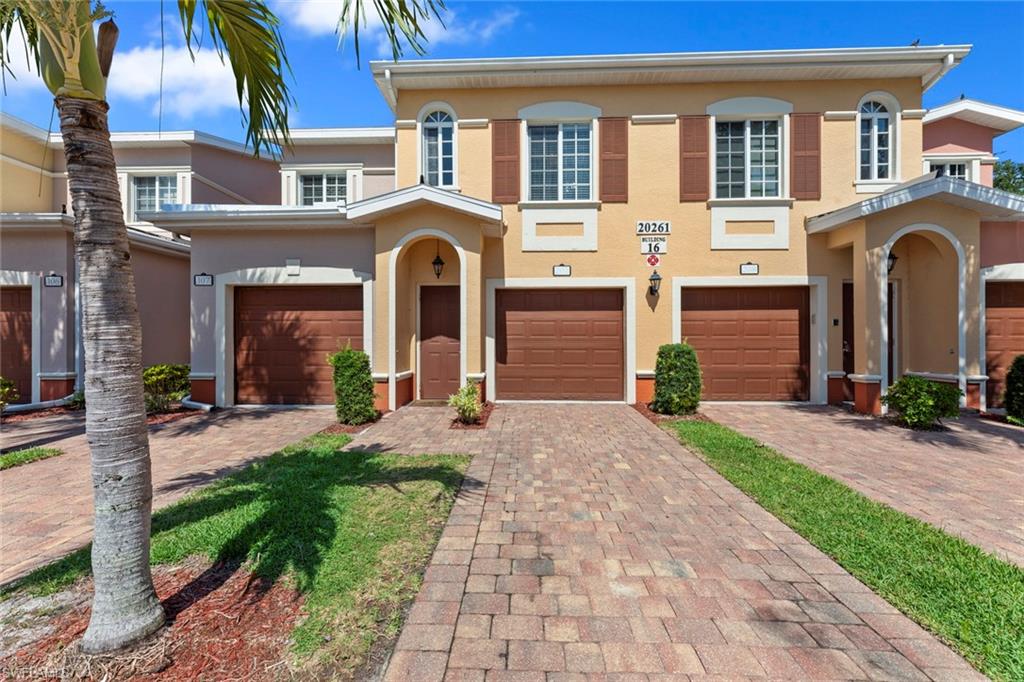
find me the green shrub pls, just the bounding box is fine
[651,343,702,415]
[448,383,482,424]
[67,389,85,410]
[0,376,18,413]
[881,375,962,428]
[142,363,190,414]
[1004,354,1024,421]
[327,348,377,425]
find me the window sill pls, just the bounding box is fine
[706,197,794,208]
[518,201,600,210]
[854,180,900,194]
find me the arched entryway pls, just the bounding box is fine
[879,223,967,403]
[388,228,467,409]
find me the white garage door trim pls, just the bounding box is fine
[979,262,1024,413]
[0,270,42,404]
[672,275,828,405]
[486,277,636,404]
[215,266,373,407]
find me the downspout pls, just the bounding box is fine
[922,53,955,92]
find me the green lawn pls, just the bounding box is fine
[669,419,1024,681]
[0,446,63,470]
[10,434,468,673]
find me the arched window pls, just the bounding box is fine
[859,101,891,181]
[421,110,455,187]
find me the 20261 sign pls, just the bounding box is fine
[636,220,671,235]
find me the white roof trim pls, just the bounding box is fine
[371,45,971,110]
[0,212,189,254]
[346,184,502,222]
[0,113,50,141]
[923,98,1024,133]
[806,175,1024,233]
[278,127,395,145]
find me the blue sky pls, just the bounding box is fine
[3,1,1023,158]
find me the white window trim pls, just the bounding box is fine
[0,270,42,404]
[120,167,189,224]
[706,98,792,201]
[214,266,373,407]
[517,101,602,206]
[855,91,902,193]
[922,155,983,182]
[672,275,828,405]
[485,277,636,404]
[280,164,363,206]
[521,206,599,252]
[416,101,459,190]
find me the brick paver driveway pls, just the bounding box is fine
[379,404,979,681]
[0,408,333,584]
[703,403,1024,567]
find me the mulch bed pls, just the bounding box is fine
[319,411,390,435]
[631,402,710,426]
[2,558,303,681]
[450,402,495,430]
[2,406,200,427]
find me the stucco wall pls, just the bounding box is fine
[132,246,190,366]
[188,228,375,376]
[0,133,57,213]
[190,144,280,204]
[922,118,995,155]
[980,221,1024,268]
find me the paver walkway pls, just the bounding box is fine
[1,412,87,452]
[380,404,979,681]
[703,403,1024,567]
[0,407,334,584]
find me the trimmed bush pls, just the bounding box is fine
[327,348,377,425]
[651,343,702,415]
[881,375,962,429]
[1004,354,1024,424]
[448,383,482,424]
[143,363,190,413]
[0,376,19,413]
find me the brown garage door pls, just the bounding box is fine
[496,289,623,400]
[986,281,1024,407]
[234,286,362,404]
[681,287,809,401]
[1,287,32,404]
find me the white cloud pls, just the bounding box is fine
[276,0,520,57]
[1,24,47,95]
[107,44,240,120]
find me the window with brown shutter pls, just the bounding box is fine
[679,116,709,201]
[599,117,628,203]
[791,113,821,200]
[491,119,520,204]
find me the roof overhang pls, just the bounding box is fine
[277,127,395,146]
[0,213,190,256]
[371,44,971,109]
[141,186,503,236]
[923,98,1024,133]
[806,175,1024,233]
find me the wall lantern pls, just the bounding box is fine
[887,253,899,274]
[43,273,64,287]
[648,270,662,296]
[431,239,445,279]
[193,272,214,287]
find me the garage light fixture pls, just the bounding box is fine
[648,270,662,296]
[432,239,445,279]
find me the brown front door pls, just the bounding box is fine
[234,286,363,404]
[419,286,460,400]
[681,287,809,401]
[842,281,895,401]
[985,281,1024,407]
[496,289,624,400]
[0,287,32,404]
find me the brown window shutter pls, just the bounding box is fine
[679,115,709,201]
[599,117,628,203]
[491,119,520,204]
[791,113,821,200]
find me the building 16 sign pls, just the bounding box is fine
[636,220,671,235]
[640,236,668,254]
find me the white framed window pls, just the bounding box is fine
[131,175,177,222]
[299,172,347,205]
[714,119,781,199]
[421,111,455,187]
[859,101,891,181]
[930,162,967,180]
[527,122,592,201]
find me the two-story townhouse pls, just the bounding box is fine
[0,113,278,406]
[143,45,1024,414]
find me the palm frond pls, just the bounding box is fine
[340,0,446,63]
[177,0,293,157]
[0,0,39,94]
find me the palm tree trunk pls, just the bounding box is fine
[56,96,165,654]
